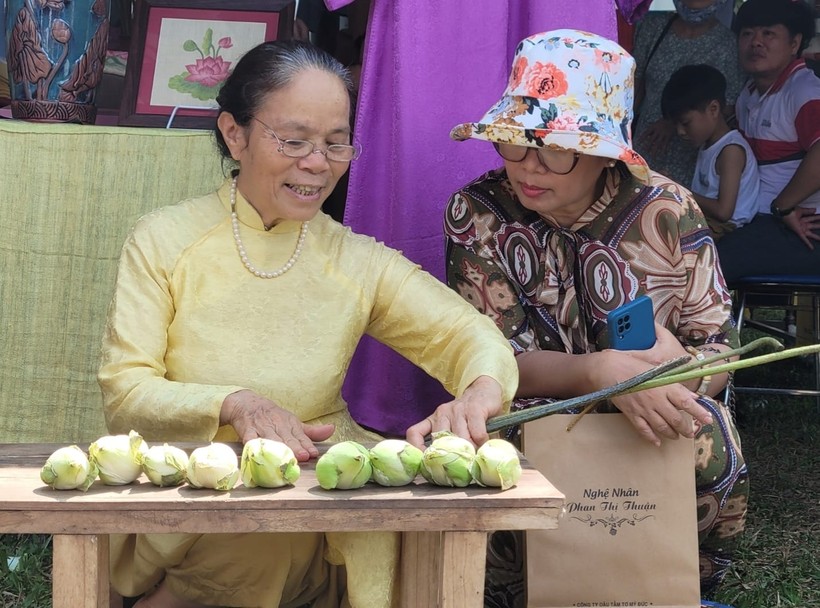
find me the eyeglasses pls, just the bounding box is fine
[252,117,361,162]
[493,143,580,175]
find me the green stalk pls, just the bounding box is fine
[485,337,819,433]
[485,355,689,433]
[653,336,783,378]
[628,342,820,393]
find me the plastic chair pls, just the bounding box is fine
[728,275,820,407]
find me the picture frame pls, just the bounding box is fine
[119,0,294,129]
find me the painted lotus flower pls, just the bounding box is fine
[169,28,234,100]
[51,19,71,44]
[184,56,232,87]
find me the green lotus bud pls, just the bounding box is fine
[186,443,239,491]
[369,439,423,487]
[40,445,98,491]
[141,443,189,487]
[240,438,300,488]
[471,439,522,491]
[420,431,476,487]
[88,430,148,485]
[315,441,372,490]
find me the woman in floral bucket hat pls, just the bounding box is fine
[446,30,748,603]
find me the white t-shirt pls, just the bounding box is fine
[736,59,820,213]
[692,130,760,227]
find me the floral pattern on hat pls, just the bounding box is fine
[451,29,650,184]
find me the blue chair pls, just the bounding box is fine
[728,275,820,407]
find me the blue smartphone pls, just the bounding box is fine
[607,295,657,350]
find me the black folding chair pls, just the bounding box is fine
[728,275,820,408]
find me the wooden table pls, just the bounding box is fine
[0,443,564,608]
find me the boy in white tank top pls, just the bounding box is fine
[662,64,760,239]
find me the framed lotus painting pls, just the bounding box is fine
[119,0,294,128]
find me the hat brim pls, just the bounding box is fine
[450,121,651,185]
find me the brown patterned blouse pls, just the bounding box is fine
[444,166,738,360]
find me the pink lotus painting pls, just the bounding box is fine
[167,28,232,100]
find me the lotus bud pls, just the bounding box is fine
[89,430,148,485]
[369,439,423,487]
[470,439,522,491]
[186,443,239,491]
[40,445,98,491]
[141,443,189,487]
[420,431,475,487]
[315,441,372,490]
[240,438,300,488]
[50,19,71,44]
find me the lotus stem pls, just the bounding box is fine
[485,336,818,433]
[627,342,820,393]
[485,356,689,433]
[653,336,783,378]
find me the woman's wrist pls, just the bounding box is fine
[466,375,503,399]
[586,350,622,392]
[463,375,505,418]
[220,389,250,425]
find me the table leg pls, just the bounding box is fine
[439,531,487,608]
[52,534,111,608]
[400,531,441,607]
[400,531,487,608]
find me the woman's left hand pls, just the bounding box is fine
[622,323,688,366]
[405,376,504,450]
[591,349,712,446]
[620,323,703,393]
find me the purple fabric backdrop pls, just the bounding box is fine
[330,0,618,436]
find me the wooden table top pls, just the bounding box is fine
[0,443,565,535]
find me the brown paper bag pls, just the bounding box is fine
[523,413,700,608]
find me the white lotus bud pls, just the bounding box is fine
[141,443,189,487]
[471,439,522,491]
[186,443,239,491]
[40,445,98,491]
[88,430,148,485]
[240,438,300,488]
[315,441,372,490]
[420,431,475,487]
[369,439,423,487]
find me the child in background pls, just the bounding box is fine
[661,64,760,239]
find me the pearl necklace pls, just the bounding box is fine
[230,177,309,279]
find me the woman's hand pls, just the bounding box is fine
[620,323,700,392]
[622,323,688,366]
[405,376,504,450]
[638,119,676,157]
[591,350,713,447]
[221,390,335,461]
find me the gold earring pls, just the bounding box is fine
[607,161,616,167]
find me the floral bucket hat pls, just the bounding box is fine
[451,29,651,184]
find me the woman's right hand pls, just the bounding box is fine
[590,350,713,447]
[220,390,335,461]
